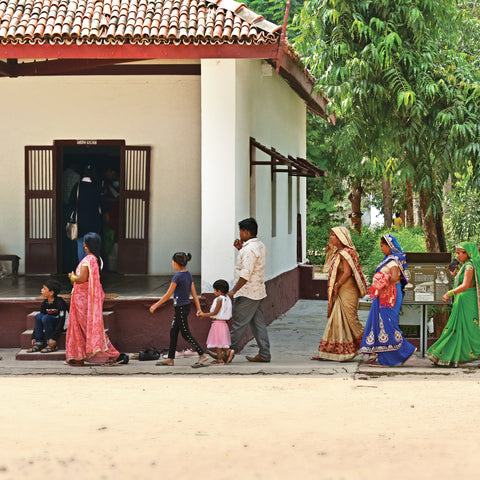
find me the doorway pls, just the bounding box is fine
[61,144,121,273]
[24,141,151,274]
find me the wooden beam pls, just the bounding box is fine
[14,59,135,76]
[9,60,200,76]
[0,43,278,60]
[68,64,201,76]
[0,60,12,76]
[250,137,327,178]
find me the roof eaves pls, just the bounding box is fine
[273,44,336,125]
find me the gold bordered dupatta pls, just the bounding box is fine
[325,227,368,317]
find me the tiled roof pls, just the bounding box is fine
[0,0,282,46]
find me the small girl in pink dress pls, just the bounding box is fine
[199,280,232,365]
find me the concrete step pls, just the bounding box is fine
[18,311,115,361]
[21,329,66,349]
[16,349,66,361]
[20,329,108,351]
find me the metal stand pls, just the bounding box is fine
[419,304,427,357]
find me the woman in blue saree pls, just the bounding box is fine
[360,234,417,366]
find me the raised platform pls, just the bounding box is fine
[0,267,302,354]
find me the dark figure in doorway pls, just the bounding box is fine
[69,165,107,263]
[62,161,81,272]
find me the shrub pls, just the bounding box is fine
[306,223,334,265]
[360,227,426,281]
[306,224,426,279]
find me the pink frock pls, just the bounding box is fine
[206,295,232,349]
[66,254,119,363]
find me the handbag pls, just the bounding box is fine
[66,183,80,241]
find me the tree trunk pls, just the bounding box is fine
[419,187,441,252]
[406,179,414,228]
[382,177,393,228]
[433,307,449,338]
[435,211,447,252]
[413,197,422,226]
[348,184,363,235]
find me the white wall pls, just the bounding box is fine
[0,74,201,274]
[200,59,307,291]
[236,59,307,281]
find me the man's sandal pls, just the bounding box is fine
[27,345,42,353]
[41,345,58,353]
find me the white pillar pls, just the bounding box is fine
[200,59,239,292]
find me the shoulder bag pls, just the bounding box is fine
[66,183,80,241]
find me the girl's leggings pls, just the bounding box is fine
[168,304,205,359]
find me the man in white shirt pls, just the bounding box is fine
[225,217,270,363]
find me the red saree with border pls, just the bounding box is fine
[66,254,119,363]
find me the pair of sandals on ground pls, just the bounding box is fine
[157,348,235,368]
[27,340,58,353]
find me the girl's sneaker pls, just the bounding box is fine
[161,349,198,359]
[182,349,198,357]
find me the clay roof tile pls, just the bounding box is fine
[0,0,281,46]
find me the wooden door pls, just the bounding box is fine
[118,146,151,273]
[25,146,57,273]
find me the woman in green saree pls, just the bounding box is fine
[426,242,480,367]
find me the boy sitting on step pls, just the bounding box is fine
[27,279,67,353]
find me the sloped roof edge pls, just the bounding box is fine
[272,44,336,124]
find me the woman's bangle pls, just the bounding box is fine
[336,281,343,287]
[447,289,455,297]
[70,274,77,282]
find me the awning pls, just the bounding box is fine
[250,137,327,178]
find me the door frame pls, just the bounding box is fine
[26,139,153,274]
[55,139,126,273]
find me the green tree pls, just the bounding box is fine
[294,0,480,251]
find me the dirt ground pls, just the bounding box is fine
[0,375,478,480]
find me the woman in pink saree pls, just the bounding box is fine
[65,232,119,366]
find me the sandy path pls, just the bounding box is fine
[0,375,478,479]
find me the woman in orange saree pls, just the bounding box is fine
[313,227,368,361]
[65,232,120,366]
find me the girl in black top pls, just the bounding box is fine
[150,252,209,368]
